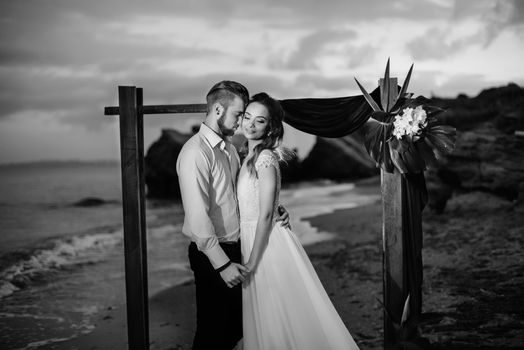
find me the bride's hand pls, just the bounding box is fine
[276,205,291,229]
[243,262,255,276]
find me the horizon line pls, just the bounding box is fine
[0,159,120,167]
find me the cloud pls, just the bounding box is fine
[406,0,524,60]
[347,44,377,68]
[250,0,452,25]
[452,0,524,46]
[0,54,295,131]
[406,0,524,61]
[510,0,524,24]
[0,0,522,163]
[280,29,357,70]
[481,0,524,45]
[406,27,481,60]
[293,73,362,97]
[0,0,455,42]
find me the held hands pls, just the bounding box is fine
[276,205,291,229]
[219,262,249,288]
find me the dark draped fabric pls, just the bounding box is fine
[401,173,427,329]
[279,88,380,138]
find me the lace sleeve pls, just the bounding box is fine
[255,150,279,172]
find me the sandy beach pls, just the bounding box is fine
[49,177,524,350]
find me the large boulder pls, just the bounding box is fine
[144,128,193,199]
[426,83,524,211]
[443,124,524,199]
[299,133,378,180]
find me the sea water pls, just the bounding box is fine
[0,161,192,349]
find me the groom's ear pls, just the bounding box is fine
[213,102,225,118]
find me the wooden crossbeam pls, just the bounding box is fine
[105,104,207,116]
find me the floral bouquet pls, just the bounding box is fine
[355,59,456,173]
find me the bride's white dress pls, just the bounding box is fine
[237,150,360,350]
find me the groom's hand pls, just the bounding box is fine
[276,205,291,229]
[219,263,249,288]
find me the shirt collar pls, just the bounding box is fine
[199,123,226,149]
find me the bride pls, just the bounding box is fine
[236,92,360,350]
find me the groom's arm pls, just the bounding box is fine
[176,146,230,269]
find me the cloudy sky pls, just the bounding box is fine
[1,0,523,164]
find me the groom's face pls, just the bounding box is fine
[218,95,245,137]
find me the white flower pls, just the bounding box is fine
[413,106,427,126]
[392,106,428,139]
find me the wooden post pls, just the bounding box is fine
[381,169,405,347]
[378,75,426,349]
[118,86,150,350]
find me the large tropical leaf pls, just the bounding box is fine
[404,95,432,109]
[397,63,414,101]
[424,105,446,118]
[389,146,409,173]
[389,139,426,173]
[370,110,389,122]
[415,139,438,168]
[424,125,456,157]
[390,94,413,115]
[379,58,399,112]
[355,78,382,112]
[402,143,426,173]
[361,118,394,171]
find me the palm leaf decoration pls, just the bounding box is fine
[355,78,382,112]
[355,60,456,173]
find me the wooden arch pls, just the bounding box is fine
[105,85,422,350]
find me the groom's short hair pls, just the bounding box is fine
[206,80,249,113]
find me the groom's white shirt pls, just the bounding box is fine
[176,123,241,269]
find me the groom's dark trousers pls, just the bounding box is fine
[188,241,242,350]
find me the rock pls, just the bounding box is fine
[443,124,524,199]
[426,84,524,211]
[445,191,513,214]
[144,128,193,199]
[73,197,112,207]
[299,133,378,180]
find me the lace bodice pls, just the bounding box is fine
[237,150,281,223]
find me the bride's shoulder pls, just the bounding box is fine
[255,149,279,170]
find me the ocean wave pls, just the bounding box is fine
[0,230,123,299]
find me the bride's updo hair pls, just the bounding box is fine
[243,92,292,177]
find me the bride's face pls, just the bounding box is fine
[242,102,269,141]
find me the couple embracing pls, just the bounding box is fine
[176,81,360,350]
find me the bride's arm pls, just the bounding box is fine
[244,163,278,273]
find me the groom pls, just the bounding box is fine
[176,80,289,350]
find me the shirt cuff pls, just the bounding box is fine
[203,244,230,269]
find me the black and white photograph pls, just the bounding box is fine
[0,1,523,349]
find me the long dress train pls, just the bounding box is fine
[237,150,360,350]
